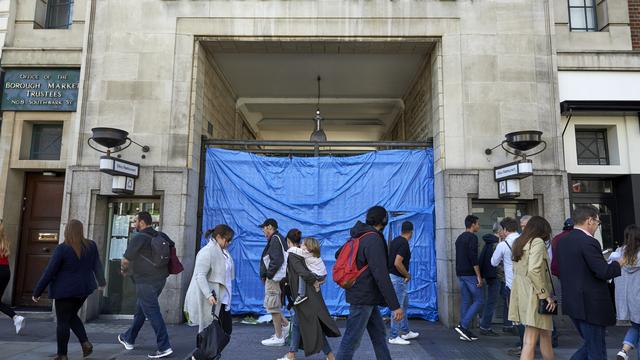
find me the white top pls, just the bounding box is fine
[288,246,327,276]
[491,232,518,289]
[221,249,233,311]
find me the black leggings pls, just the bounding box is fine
[55,297,88,356]
[0,265,16,319]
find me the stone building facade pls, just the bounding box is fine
[0,0,637,326]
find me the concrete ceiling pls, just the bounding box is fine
[204,40,435,141]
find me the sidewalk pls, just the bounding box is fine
[0,315,632,359]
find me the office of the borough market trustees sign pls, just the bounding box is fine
[1,68,80,112]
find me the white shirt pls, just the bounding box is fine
[220,249,233,311]
[288,246,327,277]
[491,232,518,289]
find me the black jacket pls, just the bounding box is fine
[455,231,479,276]
[479,234,499,280]
[335,221,400,310]
[556,229,621,326]
[259,231,287,280]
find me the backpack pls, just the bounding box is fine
[140,232,171,269]
[333,231,376,289]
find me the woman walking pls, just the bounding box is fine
[509,216,557,360]
[278,229,340,360]
[0,220,25,334]
[33,219,106,360]
[612,225,640,360]
[184,224,235,335]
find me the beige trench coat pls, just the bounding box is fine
[508,237,554,331]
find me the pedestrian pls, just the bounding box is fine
[335,206,403,360]
[509,216,557,360]
[118,211,174,359]
[478,222,502,337]
[491,217,521,356]
[454,215,484,342]
[259,218,290,346]
[610,225,640,360]
[550,218,573,278]
[0,219,25,335]
[556,205,622,360]
[520,215,532,231]
[184,224,235,335]
[32,219,106,360]
[279,232,340,360]
[387,221,419,345]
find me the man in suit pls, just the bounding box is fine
[556,205,622,360]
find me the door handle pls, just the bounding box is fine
[42,248,50,253]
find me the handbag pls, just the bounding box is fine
[536,258,558,316]
[168,246,184,275]
[262,235,288,282]
[192,306,231,360]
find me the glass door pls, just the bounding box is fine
[101,199,161,315]
[570,178,618,250]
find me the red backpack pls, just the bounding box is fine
[333,231,376,289]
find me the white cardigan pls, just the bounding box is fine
[184,240,234,332]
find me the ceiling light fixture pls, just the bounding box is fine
[309,75,327,142]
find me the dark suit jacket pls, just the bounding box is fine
[556,229,621,326]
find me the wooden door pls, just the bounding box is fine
[14,173,64,307]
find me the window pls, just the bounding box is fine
[575,129,609,165]
[570,179,613,193]
[30,124,63,160]
[35,0,73,29]
[568,0,597,32]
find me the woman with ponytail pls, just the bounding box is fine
[0,220,25,334]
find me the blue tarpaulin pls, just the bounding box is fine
[202,148,437,321]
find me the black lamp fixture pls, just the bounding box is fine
[88,127,150,158]
[309,75,327,142]
[485,130,546,160]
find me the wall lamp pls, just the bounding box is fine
[484,130,547,160]
[88,127,150,158]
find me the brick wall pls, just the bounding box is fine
[194,44,256,140]
[384,54,432,141]
[630,0,640,49]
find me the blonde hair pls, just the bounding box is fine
[303,237,321,258]
[0,221,9,257]
[64,219,90,258]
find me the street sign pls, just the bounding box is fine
[494,160,533,181]
[100,156,139,178]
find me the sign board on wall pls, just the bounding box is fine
[1,68,80,111]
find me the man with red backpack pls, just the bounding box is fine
[335,206,403,360]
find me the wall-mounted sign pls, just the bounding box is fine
[112,176,135,195]
[1,68,80,112]
[494,160,533,181]
[498,179,521,199]
[100,156,140,178]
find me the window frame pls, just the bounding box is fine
[568,0,598,32]
[575,128,610,166]
[44,0,74,30]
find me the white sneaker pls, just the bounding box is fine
[282,322,291,338]
[13,315,25,334]
[401,331,419,340]
[262,335,286,346]
[388,336,411,345]
[276,356,294,360]
[616,350,628,360]
[148,348,173,359]
[118,334,135,350]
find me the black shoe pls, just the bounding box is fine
[455,325,471,341]
[465,328,479,341]
[479,328,500,337]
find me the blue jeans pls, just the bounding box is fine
[336,304,391,360]
[570,318,606,360]
[122,280,171,352]
[500,282,512,327]
[289,311,332,355]
[623,322,640,349]
[480,278,499,330]
[458,276,484,329]
[389,274,409,338]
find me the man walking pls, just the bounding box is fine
[478,222,502,337]
[491,217,521,355]
[259,218,290,346]
[454,215,483,341]
[556,205,621,360]
[336,206,403,360]
[387,221,419,345]
[118,212,173,359]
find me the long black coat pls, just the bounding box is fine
[287,253,340,356]
[556,229,621,326]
